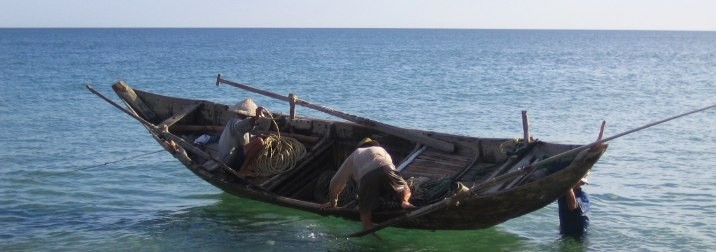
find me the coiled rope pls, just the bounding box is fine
[249,108,307,177]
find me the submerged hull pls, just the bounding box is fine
[107,80,606,230]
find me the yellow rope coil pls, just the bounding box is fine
[250,134,306,176]
[249,108,307,177]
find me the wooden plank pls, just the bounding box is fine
[112,81,158,122]
[407,166,461,176]
[412,159,466,168]
[412,160,465,169]
[417,155,470,163]
[401,170,449,179]
[415,152,469,162]
[410,162,463,173]
[453,154,480,180]
[415,163,466,171]
[400,146,474,179]
[158,102,201,128]
[415,157,469,165]
[396,145,426,171]
[419,152,471,161]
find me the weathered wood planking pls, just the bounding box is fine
[402,149,473,178]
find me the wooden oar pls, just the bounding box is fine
[215,74,455,153]
[348,102,716,237]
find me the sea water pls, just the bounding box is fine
[1,28,715,251]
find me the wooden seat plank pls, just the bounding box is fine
[158,102,202,128]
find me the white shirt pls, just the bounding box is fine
[327,146,396,205]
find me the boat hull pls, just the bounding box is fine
[110,81,607,230]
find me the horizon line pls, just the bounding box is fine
[1,27,715,32]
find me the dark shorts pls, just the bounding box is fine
[227,145,245,170]
[358,166,408,211]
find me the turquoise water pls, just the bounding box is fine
[1,28,715,251]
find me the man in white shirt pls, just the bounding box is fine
[321,138,415,231]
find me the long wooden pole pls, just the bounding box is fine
[532,102,716,167]
[348,102,716,237]
[86,84,380,215]
[85,84,272,193]
[215,74,456,153]
[522,110,530,143]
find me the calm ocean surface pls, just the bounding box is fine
[1,28,715,251]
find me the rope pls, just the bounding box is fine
[499,138,520,154]
[251,135,307,176]
[249,108,307,176]
[29,149,165,180]
[408,177,455,206]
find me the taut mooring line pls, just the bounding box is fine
[30,149,165,180]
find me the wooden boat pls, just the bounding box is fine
[88,76,609,234]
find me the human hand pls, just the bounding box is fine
[401,201,416,209]
[164,140,179,154]
[319,202,334,211]
[255,107,265,117]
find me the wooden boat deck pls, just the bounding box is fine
[401,148,474,179]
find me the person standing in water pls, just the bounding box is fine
[557,173,591,238]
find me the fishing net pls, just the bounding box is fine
[406,177,456,206]
[314,170,463,209]
[314,170,357,206]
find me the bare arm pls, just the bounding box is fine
[565,188,578,210]
[321,154,353,210]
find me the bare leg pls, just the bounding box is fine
[238,136,265,176]
[360,210,374,231]
[401,187,415,209]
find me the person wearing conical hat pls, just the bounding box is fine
[320,137,416,232]
[557,171,591,238]
[211,98,267,176]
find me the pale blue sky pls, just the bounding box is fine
[1,0,714,30]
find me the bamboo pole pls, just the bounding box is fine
[522,110,530,143]
[289,93,297,119]
[348,102,716,237]
[86,84,271,193]
[215,74,455,153]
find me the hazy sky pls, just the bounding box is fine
[1,0,714,30]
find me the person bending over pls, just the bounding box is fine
[320,138,415,231]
